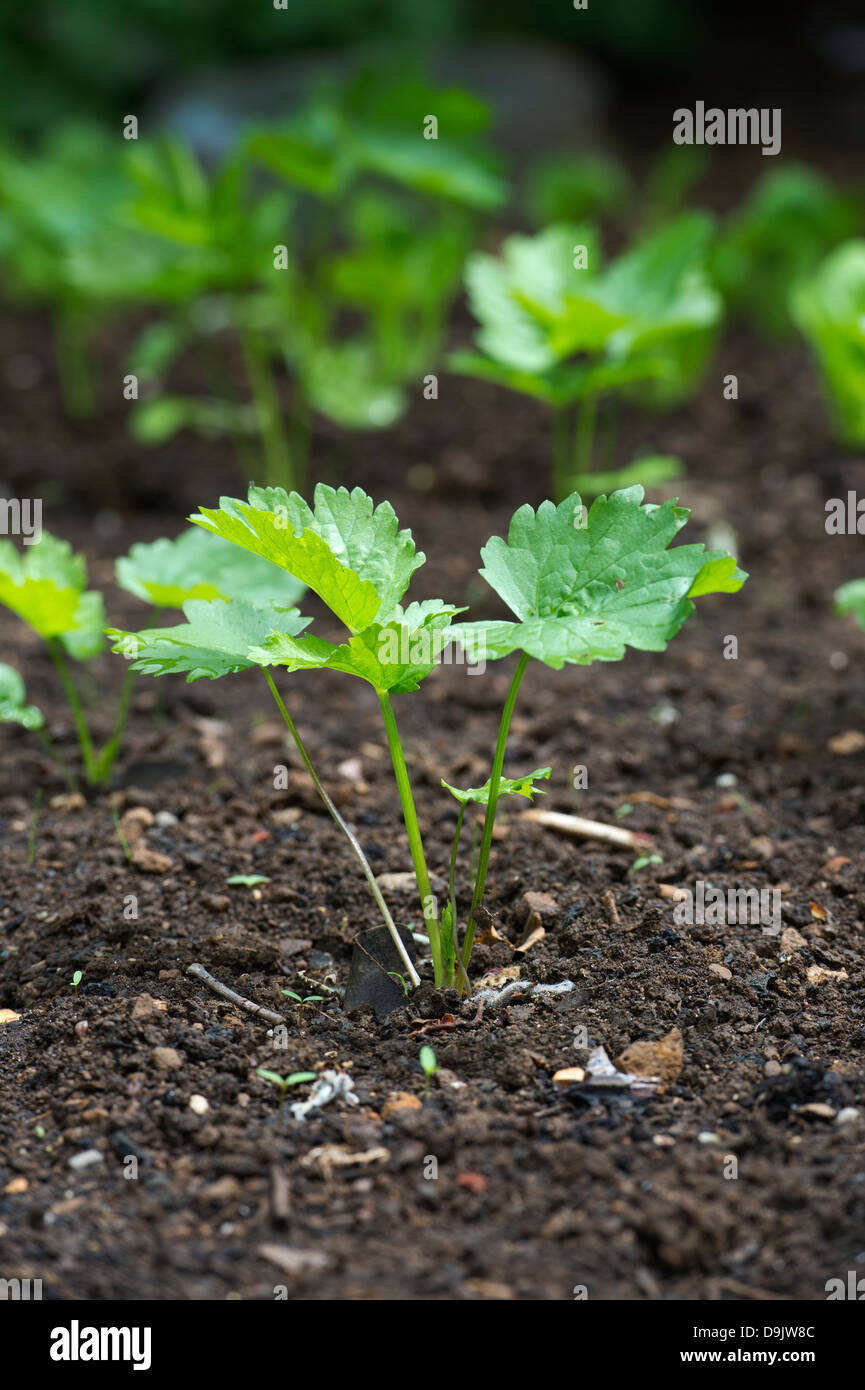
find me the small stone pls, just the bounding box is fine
[520,891,559,920]
[155,811,179,828]
[697,1132,719,1144]
[132,993,168,1023]
[5,1177,28,1194]
[68,1148,104,1171]
[189,1094,210,1115]
[381,1091,423,1118]
[798,1103,836,1121]
[152,1046,182,1072]
[552,1067,586,1086]
[780,927,808,953]
[708,963,732,981]
[806,965,848,987]
[764,1060,782,1077]
[201,1175,241,1200]
[836,1108,860,1126]
[616,1027,683,1088]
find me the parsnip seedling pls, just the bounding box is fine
[256,1068,317,1120]
[419,1045,439,1098]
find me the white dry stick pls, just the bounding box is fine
[522,808,653,850]
[290,1070,359,1122]
[474,979,576,1009]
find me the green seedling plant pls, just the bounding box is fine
[713,166,860,338]
[256,1068,317,1121]
[226,874,271,889]
[836,577,865,631]
[109,481,745,998]
[791,241,865,447]
[121,137,298,488]
[0,525,304,787]
[71,970,83,998]
[450,213,721,499]
[419,1045,439,1098]
[281,989,325,1020]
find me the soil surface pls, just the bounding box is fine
[2,297,865,1302]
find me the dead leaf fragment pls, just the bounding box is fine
[552,1067,586,1086]
[616,1027,683,1089]
[659,883,688,902]
[0,1009,21,1025]
[809,902,828,923]
[300,1144,389,1175]
[516,912,546,952]
[457,1171,487,1194]
[821,855,851,875]
[49,792,86,812]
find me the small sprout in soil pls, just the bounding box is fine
[614,802,634,819]
[388,971,411,996]
[281,989,324,1014]
[256,1068,318,1121]
[226,874,271,888]
[111,794,136,868]
[34,1125,46,1141]
[71,970,83,997]
[629,853,664,875]
[420,1045,439,1098]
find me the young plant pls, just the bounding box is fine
[450,214,721,498]
[419,1045,439,1098]
[791,241,865,448]
[256,1068,317,1121]
[71,970,83,997]
[122,137,297,488]
[713,166,859,339]
[109,482,745,1000]
[448,486,746,976]
[836,578,865,630]
[281,989,325,1014]
[0,526,304,787]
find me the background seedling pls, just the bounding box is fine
[71,970,83,998]
[226,874,271,889]
[419,1045,439,1098]
[256,1068,317,1121]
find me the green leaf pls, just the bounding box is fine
[442,766,551,806]
[792,241,865,446]
[226,874,270,887]
[299,341,405,430]
[254,601,463,693]
[0,534,105,658]
[107,598,310,682]
[116,527,306,609]
[0,663,44,729]
[453,487,747,670]
[836,578,865,630]
[191,484,425,631]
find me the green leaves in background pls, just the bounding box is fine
[792,241,865,447]
[835,578,865,631]
[452,486,747,669]
[116,526,306,609]
[0,662,43,729]
[0,533,105,659]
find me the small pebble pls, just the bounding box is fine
[68,1149,104,1171]
[152,1046,182,1072]
[836,1108,860,1126]
[189,1094,210,1115]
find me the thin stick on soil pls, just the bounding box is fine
[186,962,286,1025]
[263,671,420,988]
[522,807,653,849]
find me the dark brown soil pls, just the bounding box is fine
[2,303,865,1303]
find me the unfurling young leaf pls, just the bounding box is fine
[442,766,551,806]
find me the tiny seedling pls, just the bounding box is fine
[419,1045,439,1098]
[281,989,325,1013]
[629,853,664,875]
[71,970,83,997]
[226,874,271,888]
[256,1068,317,1120]
[388,971,411,996]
